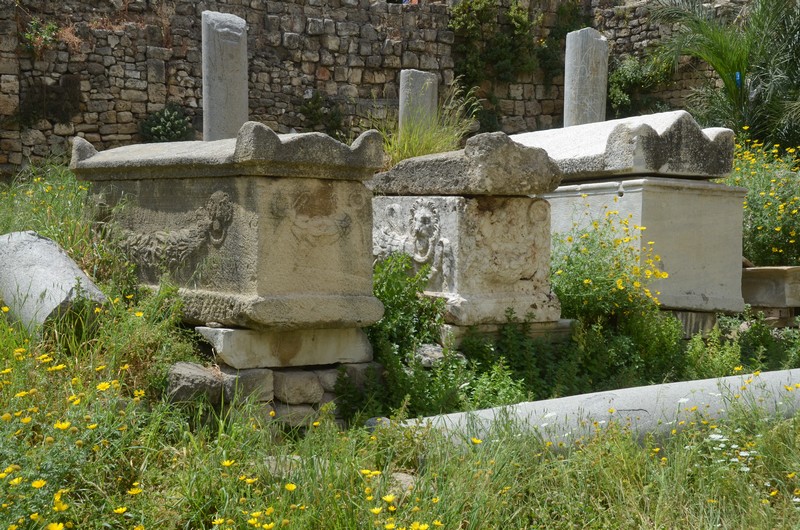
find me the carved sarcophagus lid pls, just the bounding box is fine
[369,131,562,197]
[70,122,385,331]
[511,110,734,182]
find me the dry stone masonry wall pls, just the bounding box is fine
[1,0,749,174]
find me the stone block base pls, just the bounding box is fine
[196,326,373,369]
[442,319,574,348]
[670,310,717,339]
[742,266,800,308]
[543,177,745,313]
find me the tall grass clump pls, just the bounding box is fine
[377,80,479,168]
[721,133,800,266]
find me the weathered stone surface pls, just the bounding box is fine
[563,28,608,127]
[741,267,800,308]
[369,132,561,196]
[197,327,372,369]
[422,368,800,446]
[0,231,107,331]
[374,195,560,325]
[415,343,444,368]
[167,362,223,403]
[315,368,341,392]
[544,177,745,313]
[511,110,734,181]
[272,402,317,427]
[72,121,383,180]
[71,122,384,330]
[219,365,274,402]
[399,69,437,135]
[273,370,325,404]
[202,11,249,141]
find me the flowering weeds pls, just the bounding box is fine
[722,133,800,265]
[551,200,668,321]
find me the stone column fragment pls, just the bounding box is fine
[0,231,107,331]
[399,69,438,136]
[202,11,249,141]
[563,27,608,127]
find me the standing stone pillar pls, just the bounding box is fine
[202,11,249,141]
[563,27,609,127]
[399,69,438,136]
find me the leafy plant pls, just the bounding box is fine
[20,17,58,59]
[684,325,742,379]
[721,134,800,265]
[299,91,346,141]
[139,104,194,143]
[651,0,800,146]
[607,55,673,118]
[551,202,669,322]
[449,0,539,90]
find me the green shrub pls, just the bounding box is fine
[721,136,800,265]
[607,55,673,118]
[299,91,346,140]
[550,201,685,388]
[139,104,194,143]
[684,325,743,379]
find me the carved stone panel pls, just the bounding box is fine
[71,123,386,331]
[373,195,560,326]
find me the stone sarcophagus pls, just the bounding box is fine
[370,132,564,332]
[511,110,745,315]
[71,122,385,368]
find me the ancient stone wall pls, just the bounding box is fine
[0,0,741,174]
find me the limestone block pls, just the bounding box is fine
[219,365,274,402]
[374,195,560,325]
[272,402,316,427]
[197,326,373,369]
[273,370,324,404]
[741,267,800,308]
[167,362,223,404]
[563,28,608,127]
[202,11,249,141]
[71,122,385,330]
[544,177,745,313]
[314,368,340,392]
[369,132,561,197]
[0,231,107,332]
[511,110,734,181]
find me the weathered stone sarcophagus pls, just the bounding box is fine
[511,110,745,322]
[71,122,384,369]
[370,132,566,339]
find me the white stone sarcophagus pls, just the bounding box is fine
[370,132,564,331]
[70,122,385,369]
[511,110,745,314]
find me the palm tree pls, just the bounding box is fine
[651,0,800,146]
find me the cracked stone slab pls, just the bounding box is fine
[510,110,733,181]
[368,132,562,196]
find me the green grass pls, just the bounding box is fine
[4,163,800,528]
